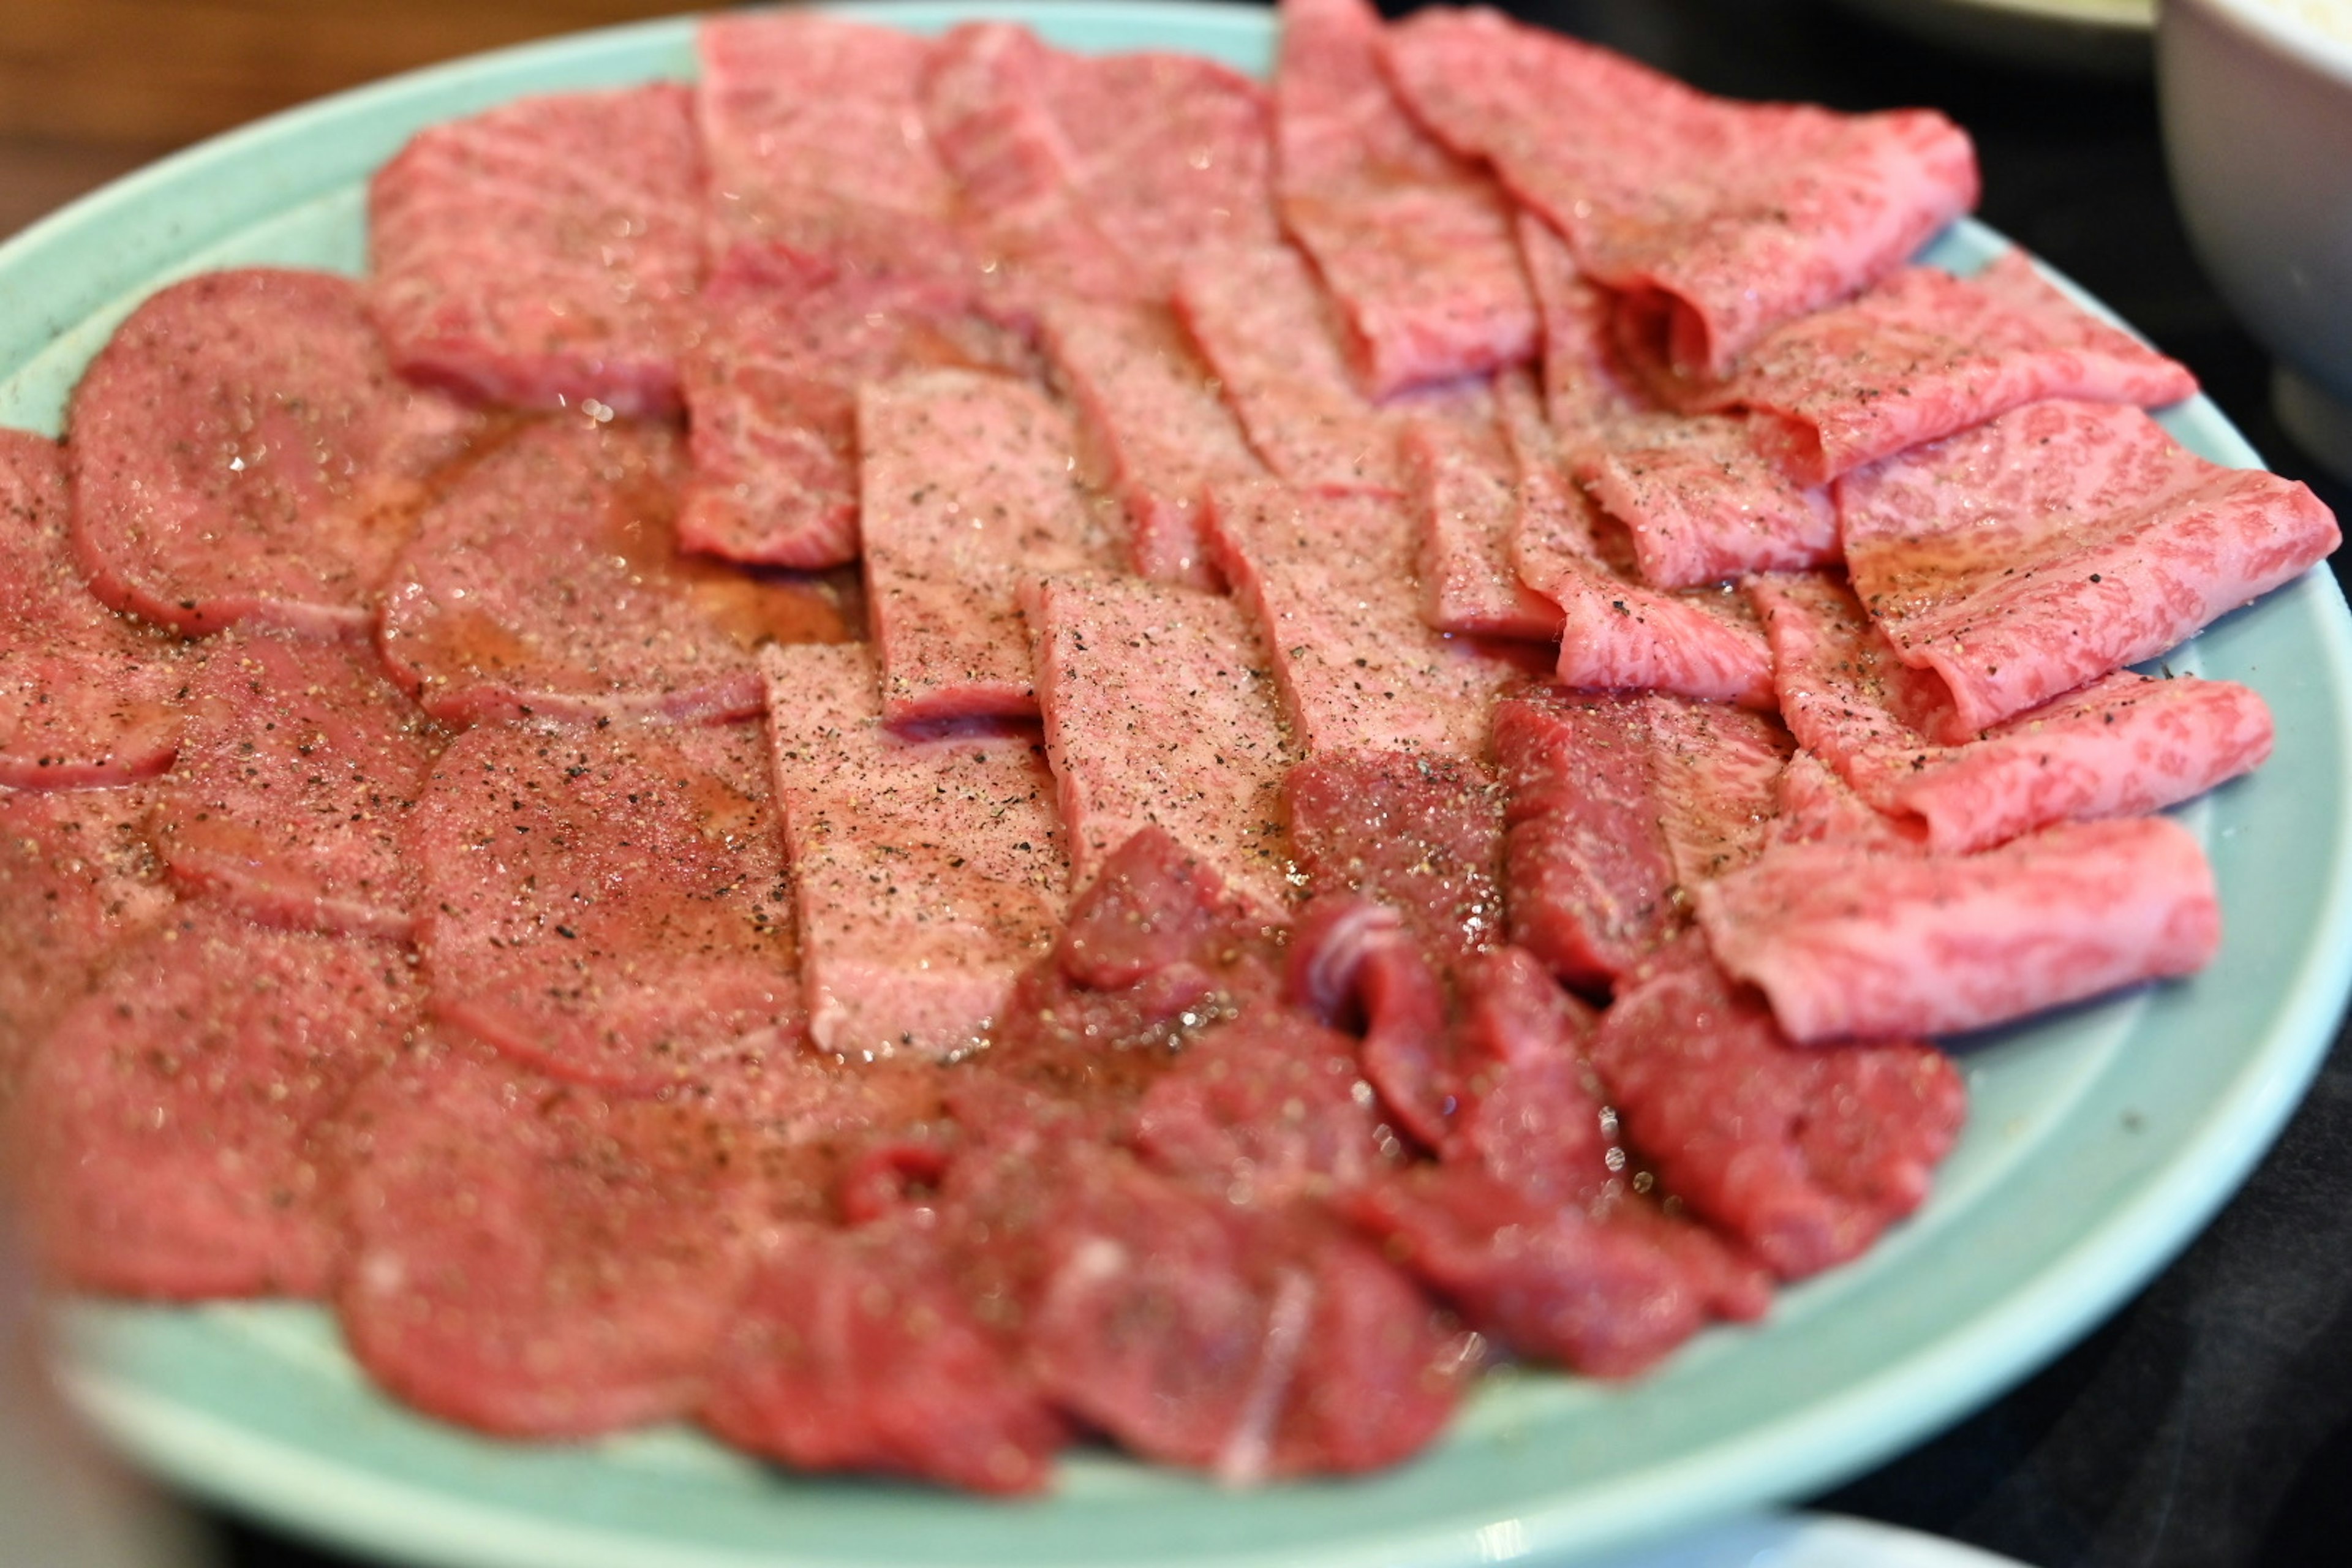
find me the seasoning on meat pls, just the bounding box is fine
[0,785,172,1074]
[1403,377,1569,639]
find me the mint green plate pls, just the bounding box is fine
[6,5,2349,1566]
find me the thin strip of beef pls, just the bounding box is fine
[1589,933,1967,1279]
[414,717,799,1096]
[379,417,851,726]
[1285,748,1507,970]
[1404,384,1569,639]
[1517,212,1649,435]
[0,430,181,790]
[331,1040,768,1438]
[150,627,442,940]
[1275,0,1537,396]
[7,902,422,1298]
[764,643,1069,1060]
[1573,412,1839,589]
[368,83,704,418]
[69,269,481,636]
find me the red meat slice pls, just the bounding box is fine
[0,430,180,788]
[1753,571,2274,854]
[1695,816,2222,1042]
[764,643,1068,1060]
[0,785,173,1073]
[1275,0,1537,396]
[1208,482,1537,760]
[333,1042,767,1438]
[1660,251,2198,484]
[698,13,970,291]
[413,717,798,1096]
[1384,8,1977,376]
[379,417,851,727]
[860,369,1115,725]
[1031,573,1299,914]
[1590,934,1965,1278]
[1517,212,1647,435]
[368,84,704,418]
[1038,296,1267,587]
[1285,749,1507,970]
[151,628,442,940]
[1836,400,2341,736]
[678,273,1028,568]
[9,904,421,1298]
[69,268,480,636]
[1404,380,1569,639]
[1572,413,1838,589]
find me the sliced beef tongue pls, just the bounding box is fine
[68,268,481,638]
[150,627,442,940]
[367,83,704,418]
[379,416,851,727]
[7,902,423,1299]
[331,1039,768,1438]
[1274,0,1537,397]
[0,429,181,789]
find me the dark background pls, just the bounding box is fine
[7,2,2351,1564]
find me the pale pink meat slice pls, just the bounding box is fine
[1208,482,1537,761]
[69,268,480,636]
[764,643,1069,1059]
[333,1041,768,1438]
[1645,693,1793,888]
[1384,7,1978,377]
[1752,571,2274,854]
[1836,400,2341,736]
[1517,212,1648,435]
[379,417,854,726]
[151,628,442,940]
[1573,412,1838,589]
[368,84,704,417]
[1696,816,2222,1042]
[698,13,971,290]
[1404,375,1569,639]
[861,369,1115,725]
[0,430,181,788]
[0,784,173,1074]
[1275,0,1536,396]
[1543,568,1776,709]
[8,903,421,1298]
[413,718,799,1096]
[678,273,1027,568]
[1038,296,1267,588]
[1030,573,1300,915]
[1660,251,2199,484]
[1768,750,1929,855]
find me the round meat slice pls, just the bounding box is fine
[7,902,423,1298]
[0,782,173,1076]
[331,1041,768,1438]
[0,429,182,788]
[413,717,802,1094]
[150,627,443,939]
[67,269,483,636]
[377,416,853,725]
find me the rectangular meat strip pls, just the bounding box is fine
[1517,211,1646,437]
[1274,0,1537,396]
[860,368,1116,725]
[1572,412,1838,589]
[1404,372,1569,641]
[1029,573,1300,915]
[763,643,1069,1060]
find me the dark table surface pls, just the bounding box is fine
[26,1,2348,1564]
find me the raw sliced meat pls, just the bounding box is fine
[1030,573,1299,914]
[1404,382,1567,639]
[1753,571,2274,853]
[1285,750,1507,969]
[1659,251,2199,484]
[860,369,1115,725]
[1590,934,1965,1278]
[0,784,173,1074]
[1768,750,1928,854]
[698,13,971,290]
[8,904,421,1298]
[69,269,480,636]
[413,718,801,1095]
[1275,0,1536,396]
[1836,400,2341,736]
[1538,565,1777,709]
[1517,212,1647,435]
[368,84,704,417]
[1208,482,1538,760]
[1038,296,1266,587]
[0,429,180,788]
[379,417,852,726]
[678,272,1028,568]
[1573,413,1838,589]
[333,1041,767,1438]
[1384,7,1978,375]
[764,643,1068,1060]
[149,628,440,940]
[1695,816,2222,1042]
[1643,693,1793,888]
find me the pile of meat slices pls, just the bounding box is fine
[0,0,2339,1493]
